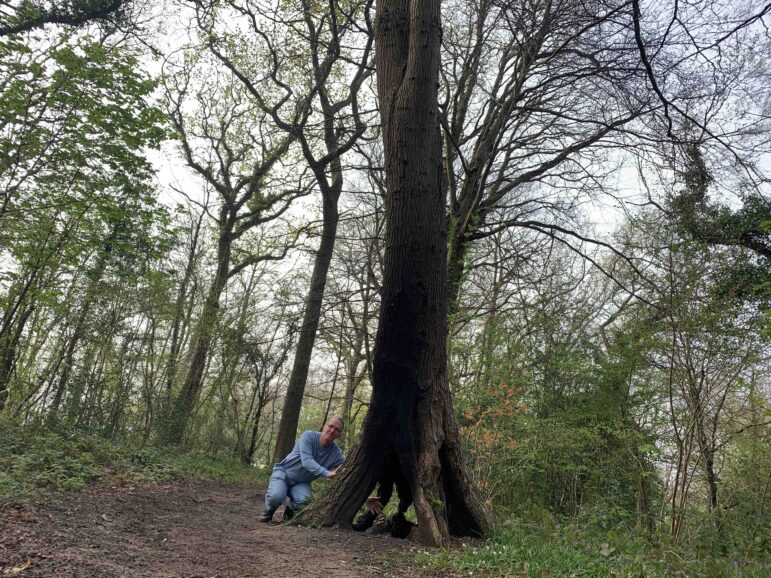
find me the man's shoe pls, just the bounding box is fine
[259,508,275,523]
[283,507,295,521]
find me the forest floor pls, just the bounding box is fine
[0,478,446,578]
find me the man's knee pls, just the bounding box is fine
[288,483,313,507]
[265,469,289,510]
[265,492,285,511]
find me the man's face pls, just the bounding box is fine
[321,418,343,444]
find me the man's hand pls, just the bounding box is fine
[365,497,384,515]
[327,467,339,478]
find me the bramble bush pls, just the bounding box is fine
[458,383,650,523]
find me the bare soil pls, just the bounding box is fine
[0,478,439,577]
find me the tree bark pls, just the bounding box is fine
[166,209,204,396]
[299,0,492,546]
[272,192,340,462]
[45,300,90,425]
[0,302,34,410]
[162,224,232,445]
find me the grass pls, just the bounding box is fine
[0,419,266,504]
[411,519,769,577]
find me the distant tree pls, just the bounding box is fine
[668,143,771,305]
[646,227,764,541]
[159,54,307,444]
[439,0,770,314]
[210,264,297,464]
[0,33,167,413]
[188,0,375,463]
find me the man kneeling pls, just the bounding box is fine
[260,416,345,523]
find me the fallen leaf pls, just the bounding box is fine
[599,543,615,557]
[2,559,32,575]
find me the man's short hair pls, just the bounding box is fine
[329,415,344,429]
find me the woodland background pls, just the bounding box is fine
[1,0,769,574]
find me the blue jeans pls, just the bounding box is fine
[264,466,313,512]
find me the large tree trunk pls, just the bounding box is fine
[299,0,491,546]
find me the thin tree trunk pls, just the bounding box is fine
[105,319,142,438]
[696,419,719,512]
[245,396,266,465]
[45,298,92,425]
[0,214,74,407]
[0,267,46,395]
[321,338,342,428]
[0,302,34,409]
[340,351,365,448]
[273,191,340,462]
[167,210,204,395]
[163,225,232,445]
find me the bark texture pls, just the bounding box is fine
[162,220,232,445]
[299,0,491,546]
[272,192,339,462]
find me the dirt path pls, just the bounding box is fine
[0,479,433,577]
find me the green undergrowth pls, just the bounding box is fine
[0,419,266,504]
[412,518,768,577]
